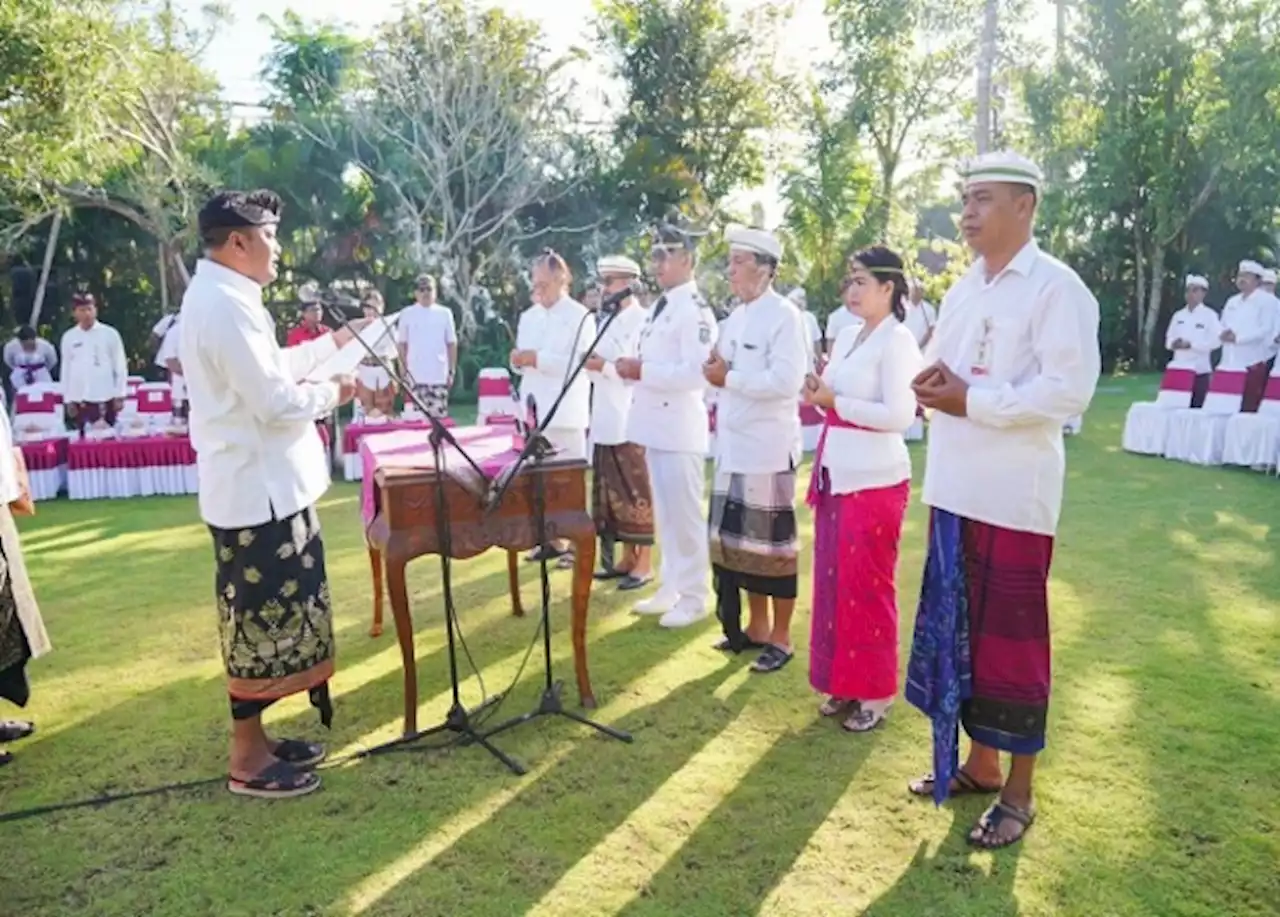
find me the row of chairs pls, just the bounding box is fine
[11,377,176,441]
[1123,365,1280,469]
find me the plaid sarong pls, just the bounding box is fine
[708,469,799,580]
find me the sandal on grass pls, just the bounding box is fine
[750,644,794,674]
[968,799,1036,850]
[842,704,890,733]
[712,635,766,653]
[908,768,1002,798]
[0,719,34,743]
[819,697,856,717]
[271,738,326,769]
[227,760,321,800]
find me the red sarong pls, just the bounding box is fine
[1242,360,1271,413]
[808,479,910,701]
[960,519,1054,754]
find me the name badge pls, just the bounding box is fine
[969,317,994,377]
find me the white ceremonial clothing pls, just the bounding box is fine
[646,448,709,607]
[627,281,718,454]
[3,338,58,391]
[0,410,50,658]
[179,258,340,530]
[1165,304,1222,375]
[513,296,592,433]
[59,321,127,404]
[820,318,923,494]
[800,311,822,363]
[396,303,457,386]
[588,304,647,446]
[357,318,399,391]
[1219,290,1277,369]
[715,289,808,474]
[152,313,178,369]
[902,300,938,347]
[154,313,187,403]
[825,307,863,347]
[923,241,1101,537]
[544,427,588,462]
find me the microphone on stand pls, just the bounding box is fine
[598,279,646,316]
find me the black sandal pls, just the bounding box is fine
[968,799,1036,849]
[750,644,794,673]
[228,760,321,799]
[0,720,34,743]
[908,768,1002,798]
[617,574,653,591]
[272,738,326,769]
[712,636,766,653]
[842,704,890,733]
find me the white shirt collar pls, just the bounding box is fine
[974,239,1040,285]
[195,258,264,301]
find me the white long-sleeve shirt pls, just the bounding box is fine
[587,304,647,446]
[1165,304,1221,375]
[715,289,808,474]
[1220,290,1277,369]
[512,296,591,432]
[179,258,339,529]
[59,321,127,403]
[924,241,1101,536]
[820,318,923,494]
[3,338,58,389]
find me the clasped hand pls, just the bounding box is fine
[801,373,835,409]
[702,351,728,387]
[912,361,969,417]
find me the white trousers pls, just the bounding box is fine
[646,448,709,606]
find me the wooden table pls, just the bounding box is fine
[364,453,597,737]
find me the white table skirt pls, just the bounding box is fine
[68,464,198,500]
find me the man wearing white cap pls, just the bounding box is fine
[1220,260,1276,411]
[902,278,938,349]
[702,227,807,671]
[615,221,717,627]
[1262,268,1280,364]
[584,255,654,587]
[1166,275,1221,408]
[787,287,822,366]
[906,151,1100,849]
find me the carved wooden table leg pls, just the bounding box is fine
[571,532,597,708]
[368,541,385,637]
[385,558,418,736]
[507,548,524,617]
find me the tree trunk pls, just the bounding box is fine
[1133,219,1147,367]
[1139,244,1166,370]
[975,0,999,154]
[30,211,63,329]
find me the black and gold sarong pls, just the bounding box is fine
[592,442,654,545]
[210,506,335,726]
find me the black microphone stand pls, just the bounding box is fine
[479,299,635,748]
[314,301,524,775]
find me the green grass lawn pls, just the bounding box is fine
[3,378,1278,917]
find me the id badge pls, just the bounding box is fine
[969,317,994,377]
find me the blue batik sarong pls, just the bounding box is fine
[904,508,972,806]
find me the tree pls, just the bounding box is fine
[594,0,782,225]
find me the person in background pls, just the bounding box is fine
[803,246,922,731]
[1261,268,1280,367]
[4,326,58,395]
[615,221,717,628]
[788,288,823,368]
[583,287,602,315]
[1165,274,1221,408]
[585,255,654,587]
[150,309,179,381]
[703,226,807,671]
[354,290,398,420]
[60,292,127,435]
[510,250,592,563]
[155,312,187,422]
[906,151,1100,849]
[901,278,938,350]
[396,275,457,419]
[824,276,865,357]
[1220,260,1275,411]
[0,406,51,768]
[180,188,361,799]
[285,294,330,348]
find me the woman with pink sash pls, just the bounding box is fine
[802,246,923,732]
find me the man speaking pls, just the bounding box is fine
[180,190,359,800]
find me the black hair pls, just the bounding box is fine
[850,245,908,322]
[17,325,36,341]
[751,252,779,276]
[199,189,282,249]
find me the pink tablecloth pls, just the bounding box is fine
[342,418,452,456]
[68,435,196,470]
[359,425,524,525]
[20,438,68,472]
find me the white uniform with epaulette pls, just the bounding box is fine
[627,280,718,622]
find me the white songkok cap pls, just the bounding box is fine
[1238,259,1264,277]
[1262,268,1277,284]
[725,224,783,262]
[786,287,807,307]
[596,255,641,278]
[1185,274,1209,290]
[961,151,1044,192]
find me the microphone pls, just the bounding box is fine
[599,279,646,315]
[525,393,538,431]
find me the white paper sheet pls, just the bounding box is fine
[305,314,400,382]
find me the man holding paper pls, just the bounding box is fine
[180,188,362,800]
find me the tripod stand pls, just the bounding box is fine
[315,301,525,774]
[480,305,635,748]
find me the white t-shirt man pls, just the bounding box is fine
[396,303,457,386]
[152,313,179,370]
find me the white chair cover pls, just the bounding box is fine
[13,382,65,440]
[477,367,517,419]
[1222,369,1280,470]
[1163,369,1245,465]
[136,382,174,433]
[1122,368,1196,455]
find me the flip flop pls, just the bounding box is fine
[842,704,890,733]
[617,574,653,591]
[228,760,321,800]
[968,799,1037,849]
[594,568,625,581]
[819,697,857,717]
[712,636,766,653]
[908,768,1003,798]
[0,720,34,743]
[272,738,326,769]
[750,644,794,674]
